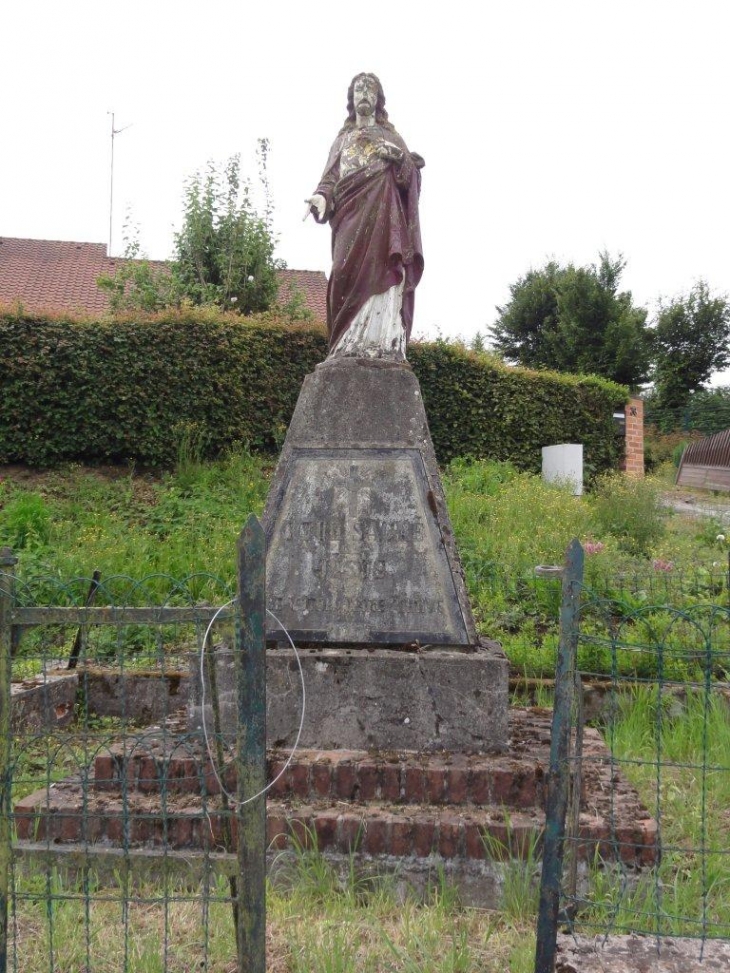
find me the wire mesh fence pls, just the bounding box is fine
[535,540,730,972]
[0,516,266,973]
[644,395,730,437]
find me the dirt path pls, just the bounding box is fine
[662,491,730,523]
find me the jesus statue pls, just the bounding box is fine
[305,73,424,361]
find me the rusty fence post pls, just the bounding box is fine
[534,538,584,973]
[0,548,18,973]
[67,569,102,669]
[234,516,267,973]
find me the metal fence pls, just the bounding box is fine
[0,515,266,973]
[535,539,730,972]
[645,396,730,436]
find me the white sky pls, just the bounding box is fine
[2,0,729,351]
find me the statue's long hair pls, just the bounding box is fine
[339,73,395,134]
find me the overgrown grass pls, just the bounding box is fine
[580,685,730,939]
[8,864,533,973]
[2,454,730,677]
[443,460,730,679]
[3,455,730,965]
[0,451,271,589]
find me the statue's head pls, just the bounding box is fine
[345,73,389,126]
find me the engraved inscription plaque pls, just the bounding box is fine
[266,448,469,644]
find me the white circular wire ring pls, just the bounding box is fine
[199,600,306,807]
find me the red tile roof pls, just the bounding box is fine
[0,237,327,322]
[277,268,328,323]
[0,237,118,316]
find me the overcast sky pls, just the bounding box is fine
[3,0,729,351]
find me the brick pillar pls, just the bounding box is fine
[623,397,644,478]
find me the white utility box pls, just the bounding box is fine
[542,443,583,496]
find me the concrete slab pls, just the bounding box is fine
[80,666,189,722]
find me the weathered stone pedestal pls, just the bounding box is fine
[188,641,508,752]
[262,357,477,648]
[188,357,509,752]
[253,355,509,752]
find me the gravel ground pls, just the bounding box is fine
[556,933,730,972]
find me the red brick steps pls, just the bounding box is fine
[12,709,658,869]
[14,784,546,860]
[91,745,546,810]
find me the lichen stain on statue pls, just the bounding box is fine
[305,72,424,362]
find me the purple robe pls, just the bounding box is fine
[314,125,424,352]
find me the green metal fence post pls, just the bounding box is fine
[234,516,266,973]
[0,547,18,973]
[535,538,584,973]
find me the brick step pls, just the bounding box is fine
[13,782,656,866]
[92,744,546,810]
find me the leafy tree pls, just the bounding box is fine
[490,253,651,388]
[99,141,282,315]
[173,148,281,313]
[652,281,730,411]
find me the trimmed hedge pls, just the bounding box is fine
[0,309,627,472]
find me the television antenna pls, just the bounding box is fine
[107,111,133,257]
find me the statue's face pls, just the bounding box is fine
[353,75,378,117]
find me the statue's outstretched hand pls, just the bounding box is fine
[377,142,404,163]
[303,194,327,221]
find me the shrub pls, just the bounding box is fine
[589,474,666,555]
[643,426,703,473]
[0,493,52,549]
[0,309,627,470]
[411,341,627,474]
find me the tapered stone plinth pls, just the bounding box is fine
[262,358,477,647]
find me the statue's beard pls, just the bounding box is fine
[357,100,374,116]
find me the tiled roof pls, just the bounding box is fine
[276,268,328,323]
[0,237,119,316]
[0,237,327,322]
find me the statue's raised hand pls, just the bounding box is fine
[303,194,327,221]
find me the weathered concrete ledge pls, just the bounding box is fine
[189,640,509,752]
[11,672,78,732]
[79,666,188,722]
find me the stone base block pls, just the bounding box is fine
[556,934,730,972]
[188,640,509,753]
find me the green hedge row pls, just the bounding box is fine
[0,310,627,472]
